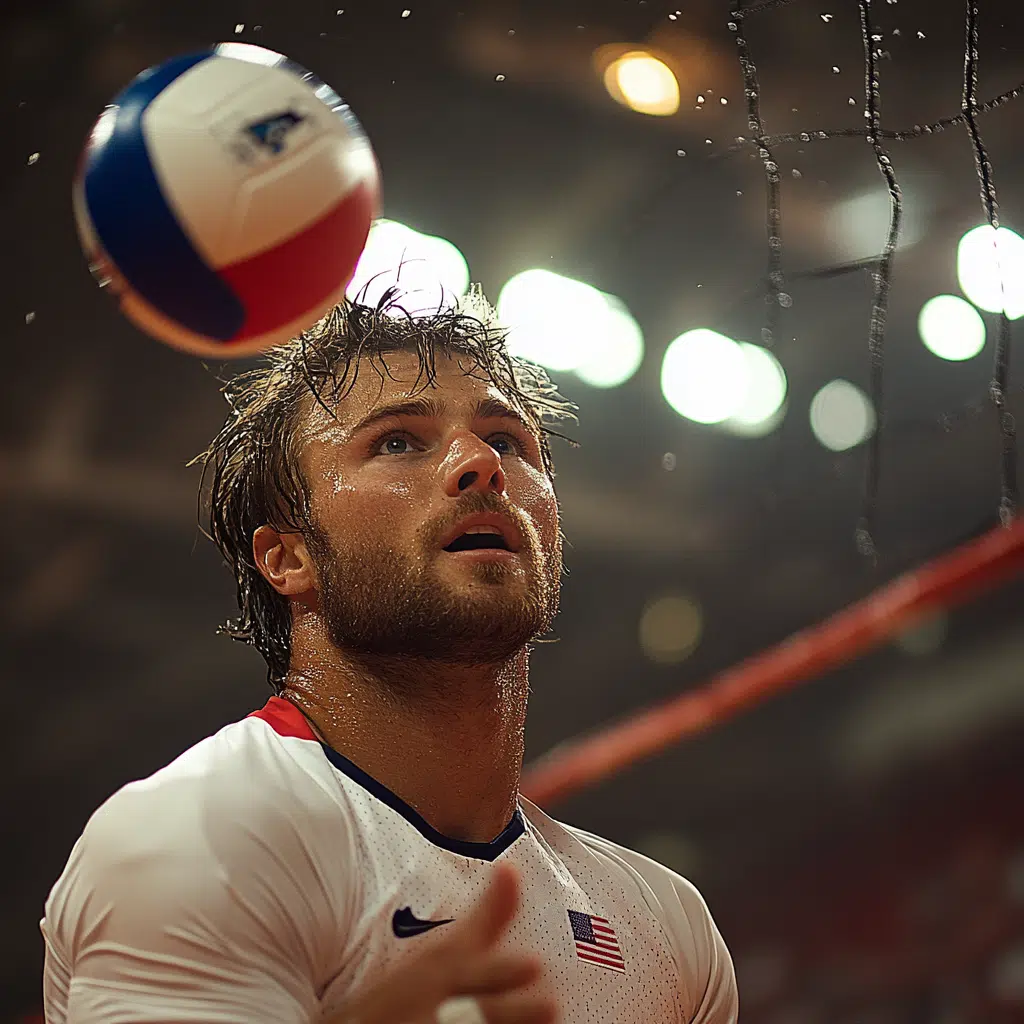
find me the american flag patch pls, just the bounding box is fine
[567,910,625,973]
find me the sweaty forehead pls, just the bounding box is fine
[295,349,527,453]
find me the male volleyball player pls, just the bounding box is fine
[41,296,738,1024]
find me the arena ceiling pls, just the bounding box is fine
[3,0,1023,1018]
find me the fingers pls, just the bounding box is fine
[461,862,520,950]
[327,864,559,1024]
[460,951,542,994]
[471,990,559,1024]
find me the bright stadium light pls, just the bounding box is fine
[346,219,469,312]
[918,294,986,361]
[575,295,644,388]
[604,51,680,116]
[497,270,644,386]
[723,343,788,435]
[661,329,747,424]
[809,379,875,452]
[957,225,1024,319]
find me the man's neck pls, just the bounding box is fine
[281,642,531,845]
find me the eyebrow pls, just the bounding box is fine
[347,395,535,440]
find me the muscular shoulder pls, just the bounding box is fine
[44,715,357,988]
[84,714,343,861]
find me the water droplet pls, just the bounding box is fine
[336,8,344,13]
[917,30,925,38]
[820,12,833,22]
[720,96,728,105]
[736,190,743,196]
[25,311,36,324]
[27,152,39,165]
[401,8,411,16]
[676,149,687,156]
[253,24,262,30]
[832,65,840,73]
[799,132,811,142]
[697,94,705,104]
[705,138,713,145]
[495,74,505,81]
[727,21,738,31]
[765,161,778,173]
[507,28,515,35]
[668,12,677,19]
[893,27,901,36]
[234,22,244,32]
[791,168,802,178]
[848,96,857,105]
[816,131,828,138]
[761,327,774,344]
[871,32,883,41]
[778,292,793,307]
[662,452,677,471]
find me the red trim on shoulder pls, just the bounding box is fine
[249,696,318,740]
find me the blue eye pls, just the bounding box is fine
[489,436,519,456]
[377,434,415,456]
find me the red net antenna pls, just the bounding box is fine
[522,519,1024,807]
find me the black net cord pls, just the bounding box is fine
[729,7,784,348]
[854,0,902,561]
[962,0,1018,526]
[731,0,1018,556]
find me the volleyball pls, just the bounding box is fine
[73,42,380,358]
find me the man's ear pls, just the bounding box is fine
[252,525,316,597]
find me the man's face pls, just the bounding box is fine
[296,349,563,665]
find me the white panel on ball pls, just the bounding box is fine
[147,56,365,268]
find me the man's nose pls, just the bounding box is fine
[441,435,507,497]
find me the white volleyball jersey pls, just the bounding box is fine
[42,697,737,1023]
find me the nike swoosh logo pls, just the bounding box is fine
[392,906,454,938]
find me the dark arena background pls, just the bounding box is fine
[3,0,1024,1020]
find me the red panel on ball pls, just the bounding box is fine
[219,180,377,343]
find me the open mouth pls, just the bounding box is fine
[443,530,512,553]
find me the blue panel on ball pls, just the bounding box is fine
[82,51,246,342]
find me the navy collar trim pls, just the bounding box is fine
[319,743,525,861]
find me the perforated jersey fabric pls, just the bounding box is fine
[42,696,737,1023]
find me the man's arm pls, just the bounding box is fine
[42,770,344,1023]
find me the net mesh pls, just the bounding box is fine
[728,0,1021,557]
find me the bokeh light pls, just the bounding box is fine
[724,343,788,435]
[346,218,469,312]
[826,186,928,262]
[497,270,643,387]
[957,225,1024,319]
[918,294,986,361]
[809,379,875,452]
[661,329,747,425]
[639,593,703,664]
[603,51,680,116]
